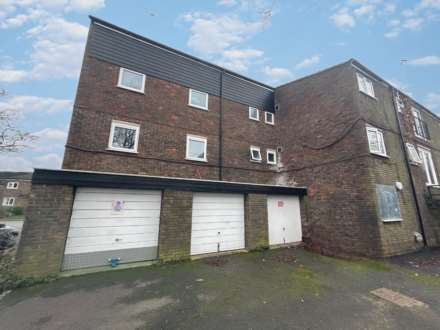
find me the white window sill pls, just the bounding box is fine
[409,161,422,166]
[116,85,145,94]
[185,157,208,162]
[359,90,377,100]
[188,103,208,111]
[382,218,403,223]
[414,135,430,142]
[265,121,275,126]
[370,152,389,159]
[250,159,262,163]
[249,117,260,122]
[267,162,277,165]
[106,147,139,154]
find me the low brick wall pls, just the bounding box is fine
[245,194,269,250]
[158,190,193,261]
[15,184,74,277]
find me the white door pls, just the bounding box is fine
[267,195,302,245]
[191,193,245,255]
[63,188,161,270]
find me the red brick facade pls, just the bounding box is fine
[62,52,440,258]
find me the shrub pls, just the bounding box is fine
[0,252,58,294]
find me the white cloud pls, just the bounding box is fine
[26,17,88,80]
[419,0,440,10]
[32,153,63,169]
[354,4,375,17]
[218,48,264,71]
[32,127,68,152]
[218,0,237,6]
[0,68,28,82]
[384,30,400,38]
[0,155,33,171]
[65,0,105,12]
[295,55,321,70]
[407,56,440,65]
[426,92,440,111]
[0,95,72,114]
[262,66,293,84]
[182,12,264,55]
[402,17,424,29]
[330,8,356,28]
[0,8,47,29]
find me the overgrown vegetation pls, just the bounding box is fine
[0,252,57,294]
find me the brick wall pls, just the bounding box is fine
[0,179,32,211]
[63,56,279,184]
[158,190,193,261]
[15,185,74,276]
[245,194,269,250]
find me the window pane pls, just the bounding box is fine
[190,90,207,108]
[121,69,143,90]
[268,152,275,163]
[368,130,380,153]
[112,126,136,149]
[250,108,258,119]
[266,112,273,123]
[251,149,261,160]
[188,139,205,159]
[376,184,401,220]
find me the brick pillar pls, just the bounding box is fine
[15,184,74,277]
[158,190,193,261]
[245,193,269,250]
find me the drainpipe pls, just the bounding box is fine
[391,87,427,247]
[219,70,224,181]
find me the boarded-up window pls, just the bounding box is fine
[376,184,402,222]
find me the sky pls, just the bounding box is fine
[0,0,440,172]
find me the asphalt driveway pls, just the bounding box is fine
[1,248,440,330]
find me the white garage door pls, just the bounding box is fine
[191,193,245,255]
[267,195,302,245]
[62,188,161,271]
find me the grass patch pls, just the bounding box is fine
[288,264,322,295]
[317,254,392,273]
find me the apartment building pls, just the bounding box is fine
[0,172,32,216]
[15,17,439,276]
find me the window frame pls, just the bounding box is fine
[108,120,140,154]
[188,89,209,110]
[406,143,422,165]
[418,146,439,186]
[186,134,208,162]
[249,107,260,121]
[250,146,262,162]
[117,67,146,94]
[356,72,375,99]
[411,108,429,141]
[366,126,388,157]
[265,111,274,125]
[266,149,277,165]
[2,197,15,207]
[6,181,19,189]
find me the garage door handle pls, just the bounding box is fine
[115,238,122,242]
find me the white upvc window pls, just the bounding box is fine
[250,146,262,162]
[357,72,375,98]
[267,149,277,164]
[108,120,140,153]
[418,146,439,186]
[2,197,15,206]
[186,135,207,162]
[406,143,422,165]
[249,107,260,121]
[265,111,274,125]
[412,108,429,140]
[188,89,208,110]
[366,126,387,157]
[117,67,146,93]
[7,181,19,189]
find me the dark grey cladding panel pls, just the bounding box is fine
[88,24,221,95]
[223,73,274,111]
[87,23,274,111]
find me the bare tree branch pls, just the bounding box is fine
[0,91,38,152]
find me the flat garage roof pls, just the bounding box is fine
[32,168,307,196]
